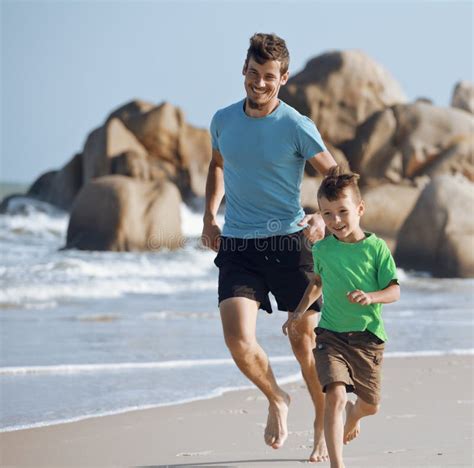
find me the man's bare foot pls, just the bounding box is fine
[309,426,329,462]
[264,392,290,449]
[343,400,360,444]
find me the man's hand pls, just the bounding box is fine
[298,213,326,244]
[282,311,304,336]
[201,219,221,252]
[347,289,373,306]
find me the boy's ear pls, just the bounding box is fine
[358,199,365,216]
[280,71,289,85]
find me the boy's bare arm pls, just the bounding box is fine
[348,281,400,306]
[282,274,322,336]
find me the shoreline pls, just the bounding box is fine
[1,355,473,467]
[1,349,473,434]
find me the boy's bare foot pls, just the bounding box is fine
[264,392,290,449]
[343,400,360,444]
[309,427,329,462]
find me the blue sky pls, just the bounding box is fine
[1,0,473,183]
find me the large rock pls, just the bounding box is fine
[66,175,182,251]
[113,101,211,199]
[451,81,474,114]
[25,153,83,210]
[360,183,424,240]
[395,175,474,277]
[280,50,407,146]
[344,102,474,184]
[82,117,149,183]
[28,171,58,198]
[180,125,212,198]
[47,153,84,210]
[107,99,155,122]
[300,176,322,213]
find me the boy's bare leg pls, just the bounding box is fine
[324,382,347,468]
[343,397,379,444]
[287,310,328,462]
[220,297,290,449]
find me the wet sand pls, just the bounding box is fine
[1,355,473,467]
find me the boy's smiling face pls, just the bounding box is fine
[318,188,366,243]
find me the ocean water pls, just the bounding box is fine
[0,197,473,432]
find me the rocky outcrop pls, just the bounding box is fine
[82,117,149,183]
[451,81,474,114]
[26,153,83,211]
[360,183,424,239]
[22,100,212,215]
[66,175,182,251]
[343,102,474,184]
[280,50,407,146]
[395,175,474,278]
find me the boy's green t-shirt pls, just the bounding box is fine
[312,233,398,342]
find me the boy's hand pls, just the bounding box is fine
[347,289,373,306]
[282,311,304,336]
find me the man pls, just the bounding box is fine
[201,33,337,463]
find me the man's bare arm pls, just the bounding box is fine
[298,150,337,243]
[307,150,338,176]
[201,149,225,251]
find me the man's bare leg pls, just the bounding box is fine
[220,297,290,449]
[287,310,328,462]
[343,397,379,444]
[325,382,347,468]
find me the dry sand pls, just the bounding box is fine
[1,355,473,467]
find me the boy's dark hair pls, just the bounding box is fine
[245,33,290,74]
[317,165,362,202]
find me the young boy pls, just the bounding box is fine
[283,166,400,468]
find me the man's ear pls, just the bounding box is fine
[242,61,248,76]
[280,71,289,85]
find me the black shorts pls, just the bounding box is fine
[214,230,321,314]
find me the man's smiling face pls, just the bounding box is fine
[243,57,289,111]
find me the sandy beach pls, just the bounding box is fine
[1,355,473,467]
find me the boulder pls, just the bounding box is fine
[180,125,213,198]
[451,81,474,114]
[395,175,474,277]
[344,102,474,184]
[111,150,155,181]
[28,170,57,199]
[65,175,182,251]
[420,134,474,182]
[280,50,407,146]
[107,99,155,123]
[300,176,322,213]
[47,153,84,210]
[25,154,83,210]
[360,183,424,240]
[82,117,149,183]
[108,100,212,199]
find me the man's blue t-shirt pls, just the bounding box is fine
[210,99,326,238]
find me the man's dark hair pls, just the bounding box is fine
[245,33,290,74]
[317,166,362,202]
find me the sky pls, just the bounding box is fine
[1,0,473,183]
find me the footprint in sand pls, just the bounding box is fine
[385,414,416,419]
[176,450,213,457]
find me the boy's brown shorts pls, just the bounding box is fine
[313,327,385,405]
